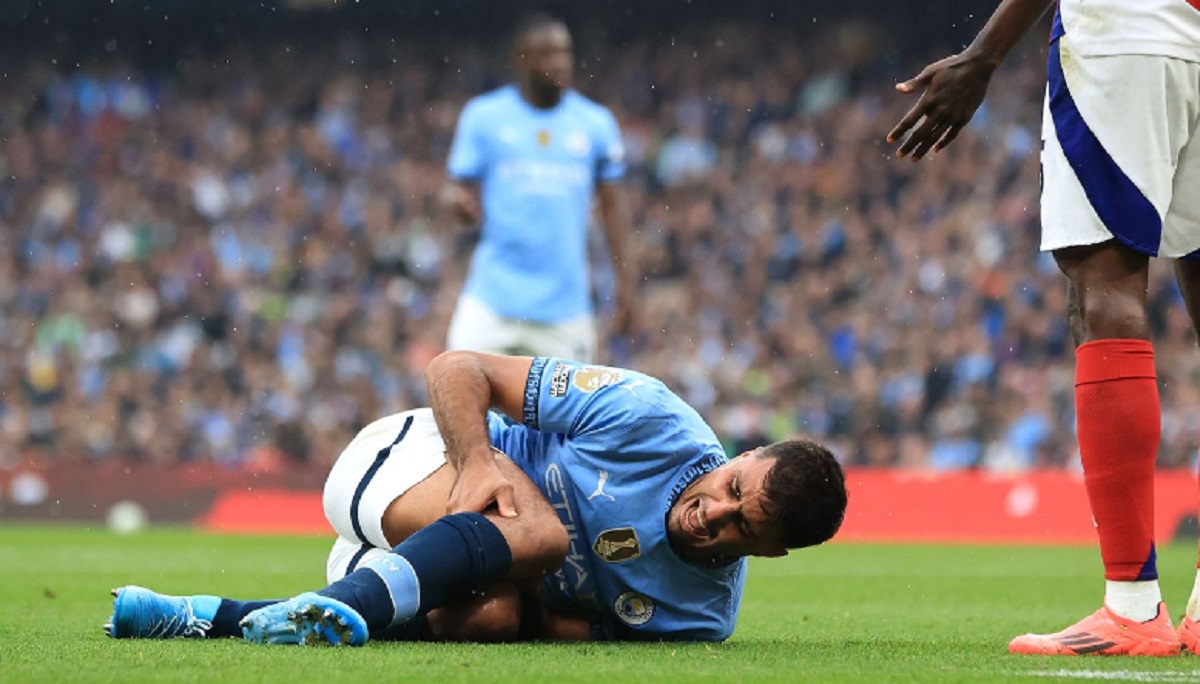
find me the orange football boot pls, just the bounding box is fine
[1180,615,1200,655]
[1008,603,1180,656]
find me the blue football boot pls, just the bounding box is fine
[105,585,214,639]
[240,593,368,647]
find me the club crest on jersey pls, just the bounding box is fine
[614,591,654,626]
[537,129,551,147]
[573,367,624,393]
[549,362,571,398]
[593,527,640,563]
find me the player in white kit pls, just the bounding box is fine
[889,0,1200,657]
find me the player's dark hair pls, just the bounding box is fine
[757,440,847,549]
[512,12,567,47]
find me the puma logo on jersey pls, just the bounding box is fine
[587,470,615,502]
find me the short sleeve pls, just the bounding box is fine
[594,109,626,183]
[521,357,672,452]
[447,100,487,180]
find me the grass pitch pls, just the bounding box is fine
[3,526,1200,682]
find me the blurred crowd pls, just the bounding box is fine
[2,18,1198,472]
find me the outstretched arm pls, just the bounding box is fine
[424,351,533,518]
[888,0,1056,161]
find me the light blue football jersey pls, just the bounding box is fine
[486,357,746,641]
[447,86,625,323]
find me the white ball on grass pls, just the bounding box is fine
[106,500,148,535]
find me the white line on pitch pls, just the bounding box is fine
[1026,670,1200,682]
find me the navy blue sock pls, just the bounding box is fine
[318,512,513,630]
[209,598,284,638]
[371,614,431,641]
[316,567,396,629]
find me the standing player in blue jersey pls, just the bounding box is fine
[441,14,634,363]
[105,351,847,643]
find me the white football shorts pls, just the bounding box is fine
[322,408,448,583]
[447,294,597,363]
[1041,32,1200,257]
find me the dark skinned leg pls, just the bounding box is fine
[1172,259,1200,341]
[1054,241,1150,344]
[1173,258,1200,623]
[1055,240,1161,617]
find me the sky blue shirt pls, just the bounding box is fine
[447,86,625,322]
[486,357,746,641]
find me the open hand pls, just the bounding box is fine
[888,53,995,161]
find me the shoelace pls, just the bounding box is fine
[142,598,212,638]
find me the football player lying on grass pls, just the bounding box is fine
[106,351,847,643]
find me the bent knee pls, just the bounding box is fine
[485,505,568,576]
[1074,295,1150,341]
[514,516,568,573]
[489,458,569,573]
[1055,244,1151,341]
[537,519,569,564]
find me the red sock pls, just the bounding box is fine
[1075,339,1159,582]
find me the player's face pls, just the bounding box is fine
[667,449,788,564]
[515,25,573,94]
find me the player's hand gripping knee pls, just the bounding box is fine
[448,451,519,518]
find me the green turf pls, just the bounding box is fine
[3,525,1200,682]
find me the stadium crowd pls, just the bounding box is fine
[2,17,1198,472]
